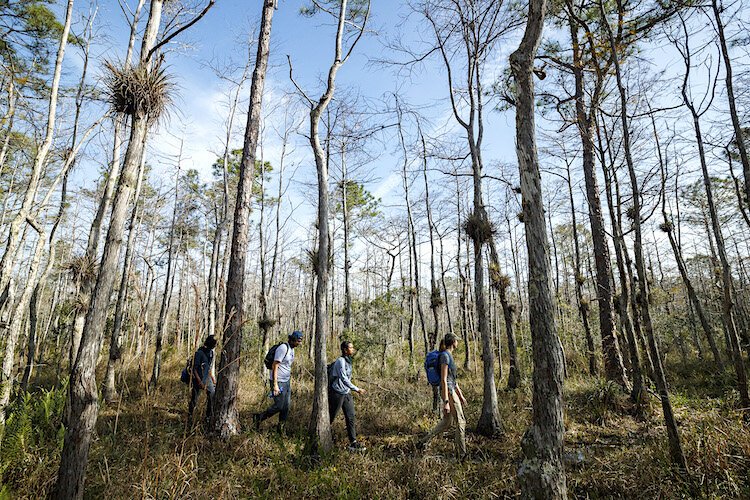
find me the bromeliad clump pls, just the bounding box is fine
[104,61,174,122]
[463,210,495,244]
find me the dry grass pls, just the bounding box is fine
[4,353,749,499]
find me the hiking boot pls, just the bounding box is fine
[348,441,366,452]
[276,422,286,436]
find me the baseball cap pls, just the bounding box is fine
[289,330,304,340]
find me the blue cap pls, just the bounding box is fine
[290,330,304,340]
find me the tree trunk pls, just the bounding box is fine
[0,0,73,326]
[568,16,628,388]
[511,0,567,496]
[456,177,471,370]
[55,2,166,495]
[600,0,687,470]
[598,117,651,397]
[677,33,749,409]
[711,0,750,208]
[103,154,146,402]
[0,0,75,433]
[342,147,352,331]
[150,151,182,389]
[304,0,368,455]
[421,125,440,350]
[211,0,275,438]
[565,161,597,377]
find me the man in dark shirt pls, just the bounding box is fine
[188,335,217,427]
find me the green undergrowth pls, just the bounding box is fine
[1,354,748,499]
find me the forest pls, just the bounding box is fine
[0,0,749,498]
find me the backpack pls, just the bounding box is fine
[326,358,339,387]
[180,357,192,385]
[424,350,440,387]
[264,342,289,370]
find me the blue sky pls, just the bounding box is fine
[53,0,750,274]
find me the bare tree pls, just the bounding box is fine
[211,0,276,438]
[511,0,567,495]
[598,0,687,470]
[289,0,370,455]
[56,1,215,495]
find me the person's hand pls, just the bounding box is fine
[272,385,281,396]
[357,388,366,395]
[443,401,451,415]
[459,394,467,405]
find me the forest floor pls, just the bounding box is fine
[2,350,749,499]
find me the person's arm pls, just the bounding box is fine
[440,362,450,414]
[271,360,281,395]
[271,344,287,396]
[455,382,466,405]
[337,358,362,393]
[192,354,204,390]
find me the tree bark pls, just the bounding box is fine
[711,0,750,208]
[599,0,687,470]
[303,0,368,455]
[511,0,567,496]
[103,153,146,402]
[212,0,276,438]
[568,13,628,388]
[150,150,182,389]
[55,1,167,495]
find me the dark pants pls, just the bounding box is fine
[188,382,214,425]
[328,390,356,444]
[259,380,291,423]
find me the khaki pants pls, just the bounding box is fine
[422,390,466,456]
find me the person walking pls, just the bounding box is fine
[328,340,366,451]
[188,335,217,427]
[417,333,467,459]
[254,330,303,433]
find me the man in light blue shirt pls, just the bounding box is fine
[328,340,366,451]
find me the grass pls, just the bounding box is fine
[2,352,749,499]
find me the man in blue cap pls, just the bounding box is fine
[254,330,303,434]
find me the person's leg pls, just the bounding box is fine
[342,393,357,444]
[205,384,215,424]
[420,407,452,446]
[258,381,283,421]
[188,385,200,424]
[451,392,467,457]
[328,390,344,422]
[278,380,291,422]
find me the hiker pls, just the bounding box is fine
[254,330,303,433]
[328,340,366,451]
[188,335,217,427]
[417,333,467,458]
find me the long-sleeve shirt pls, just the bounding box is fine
[330,356,359,395]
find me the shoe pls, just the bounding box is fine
[252,413,261,431]
[348,441,366,452]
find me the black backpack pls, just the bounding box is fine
[327,358,338,387]
[264,342,289,369]
[181,356,193,384]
